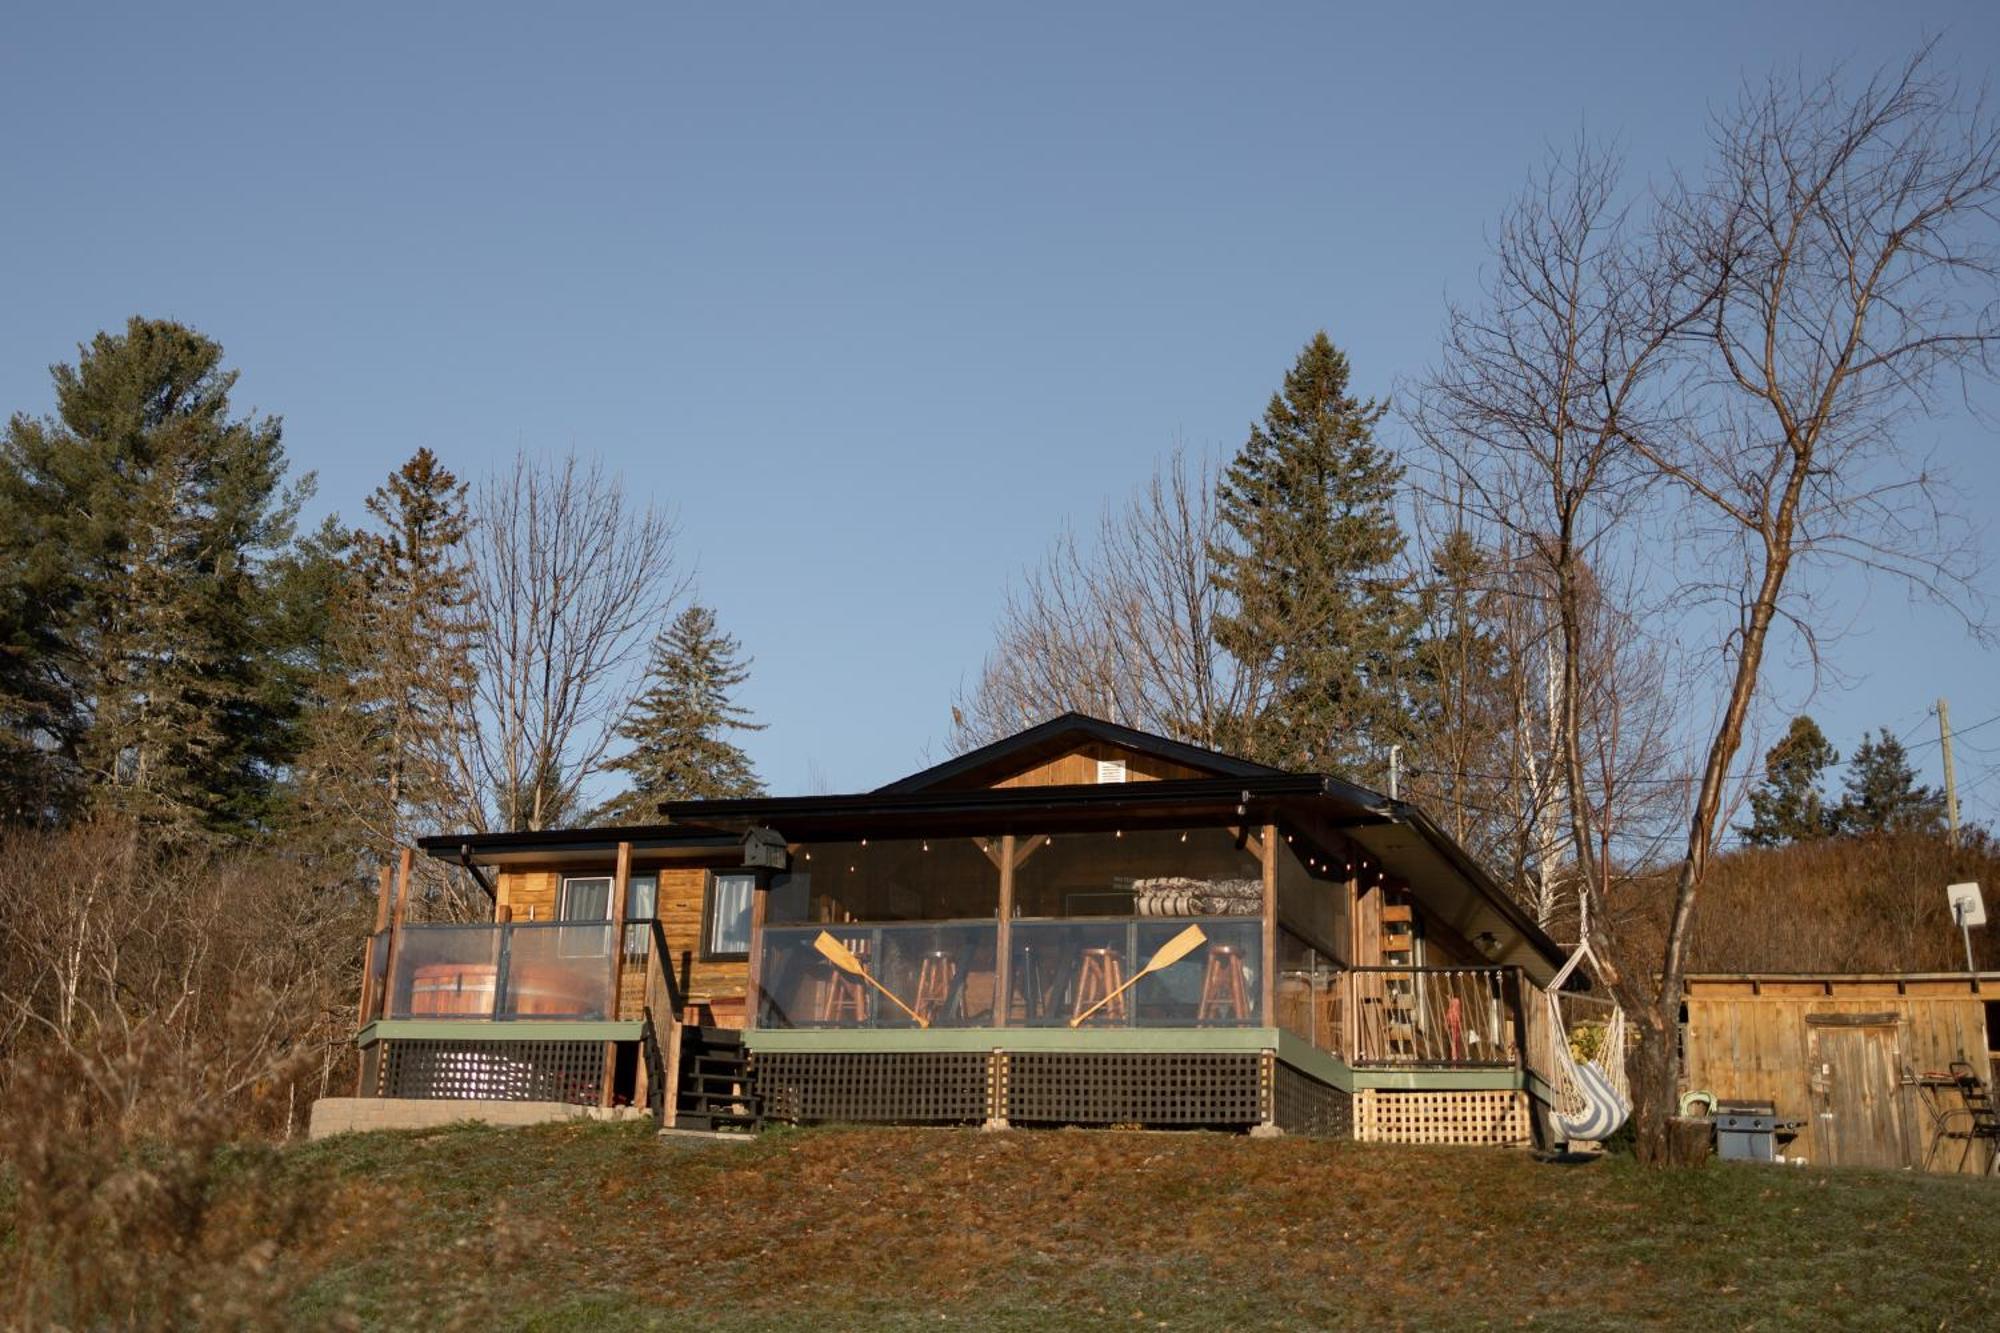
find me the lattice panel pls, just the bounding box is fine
[1004,1052,1263,1127]
[1353,1089,1531,1146]
[1273,1063,1352,1138]
[756,1051,991,1125]
[379,1040,605,1105]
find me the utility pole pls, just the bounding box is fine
[1939,697,1960,850]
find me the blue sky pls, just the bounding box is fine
[4,3,1997,822]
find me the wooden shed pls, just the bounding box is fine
[1682,973,2000,1173]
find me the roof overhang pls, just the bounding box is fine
[413,826,740,870]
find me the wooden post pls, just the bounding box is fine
[745,871,770,1031]
[602,842,633,1108]
[608,842,633,1018]
[356,865,393,1030]
[1342,865,1359,1063]
[1260,823,1278,1028]
[379,849,412,1017]
[994,834,1016,1028]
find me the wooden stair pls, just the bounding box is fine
[673,1026,761,1133]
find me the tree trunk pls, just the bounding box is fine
[1625,1001,1676,1166]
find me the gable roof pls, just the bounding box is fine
[877,711,1286,793]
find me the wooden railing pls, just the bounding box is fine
[1279,963,1525,1069]
[642,918,683,1126]
[1349,966,1521,1068]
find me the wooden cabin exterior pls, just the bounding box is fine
[341,714,1570,1145]
[1683,973,2000,1173]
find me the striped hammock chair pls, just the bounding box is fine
[1539,898,1632,1145]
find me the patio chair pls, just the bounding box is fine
[1932,1061,2000,1175]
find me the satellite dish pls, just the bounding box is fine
[1947,882,1986,927]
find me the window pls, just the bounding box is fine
[625,874,657,960]
[705,872,756,959]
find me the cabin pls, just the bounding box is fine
[318,714,1572,1146]
[1682,972,2000,1173]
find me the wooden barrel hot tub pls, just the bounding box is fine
[404,961,601,1019]
[502,962,601,1017]
[408,963,498,1016]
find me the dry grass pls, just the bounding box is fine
[41,1119,1978,1331]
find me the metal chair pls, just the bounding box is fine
[1928,1060,2000,1174]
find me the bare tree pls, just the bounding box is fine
[0,819,362,1136]
[1619,50,2000,1158]
[1414,50,2000,1162]
[1407,132,1722,1156]
[460,452,685,831]
[953,450,1260,751]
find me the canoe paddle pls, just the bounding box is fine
[1069,923,1208,1027]
[812,931,930,1028]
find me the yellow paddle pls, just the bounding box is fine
[1069,924,1208,1027]
[813,931,930,1028]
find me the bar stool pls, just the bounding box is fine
[914,949,958,1023]
[1197,945,1251,1023]
[817,937,870,1024]
[1071,947,1128,1024]
[1013,944,1044,1023]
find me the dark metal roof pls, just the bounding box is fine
[873,711,1286,793]
[656,773,1329,827]
[414,825,738,858]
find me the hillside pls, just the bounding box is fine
[11,1121,1999,1330]
[1609,830,2000,976]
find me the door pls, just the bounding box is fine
[557,876,614,959]
[1806,1013,1911,1169]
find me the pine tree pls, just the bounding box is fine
[1737,715,1840,846]
[1210,331,1413,776]
[1836,727,1946,837]
[599,605,764,821]
[0,318,307,838]
[292,449,480,861]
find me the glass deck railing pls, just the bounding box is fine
[384,922,617,1022]
[759,921,1000,1029]
[756,915,1265,1030]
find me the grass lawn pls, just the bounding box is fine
[241,1121,2000,1330]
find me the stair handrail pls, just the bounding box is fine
[643,917,684,1126]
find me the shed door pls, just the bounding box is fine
[1805,1013,1910,1170]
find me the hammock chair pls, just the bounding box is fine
[1538,894,1631,1145]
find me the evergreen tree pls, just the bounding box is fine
[291,449,480,861]
[599,604,764,821]
[1210,331,1412,776]
[0,318,308,838]
[1737,715,1840,846]
[1836,727,1946,837]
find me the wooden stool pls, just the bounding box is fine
[1071,947,1129,1024]
[1197,945,1251,1023]
[914,949,957,1023]
[817,938,870,1024]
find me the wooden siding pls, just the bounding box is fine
[494,865,749,1028]
[989,741,1208,789]
[1683,991,1992,1171]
